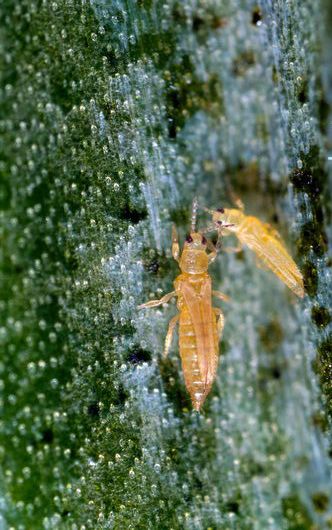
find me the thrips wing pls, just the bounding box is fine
[198,280,219,387]
[238,218,304,297]
[180,278,218,388]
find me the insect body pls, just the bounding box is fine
[206,202,304,298]
[138,206,228,411]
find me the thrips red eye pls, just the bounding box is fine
[217,207,224,213]
[186,234,193,243]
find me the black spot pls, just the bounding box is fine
[297,221,327,257]
[168,119,177,139]
[225,500,240,514]
[41,429,54,444]
[114,385,129,406]
[291,168,321,198]
[186,234,193,243]
[202,235,207,244]
[311,306,331,328]
[252,7,262,25]
[290,146,326,199]
[87,402,100,418]
[302,260,318,297]
[128,347,152,364]
[312,492,329,513]
[298,79,309,104]
[146,259,159,274]
[217,207,224,213]
[118,204,147,224]
[192,15,204,32]
[271,366,281,379]
[159,358,191,416]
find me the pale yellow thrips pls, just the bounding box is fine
[138,201,229,412]
[205,201,304,298]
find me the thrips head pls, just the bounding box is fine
[204,206,235,231]
[213,207,227,224]
[184,232,208,249]
[180,231,209,274]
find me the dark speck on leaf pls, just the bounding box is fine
[87,402,100,418]
[225,500,240,514]
[115,386,128,405]
[128,348,152,364]
[312,492,329,513]
[41,429,54,444]
[252,8,262,25]
[146,259,159,274]
[302,261,318,297]
[271,367,281,379]
[311,306,331,328]
[192,16,204,32]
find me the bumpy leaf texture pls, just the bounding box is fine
[0,0,331,529]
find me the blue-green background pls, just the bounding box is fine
[0,1,331,528]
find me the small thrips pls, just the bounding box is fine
[204,198,304,297]
[138,199,229,412]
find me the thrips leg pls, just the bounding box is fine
[164,314,179,357]
[138,291,176,309]
[212,290,230,302]
[213,307,225,338]
[172,225,180,262]
[230,192,245,211]
[213,229,233,252]
[207,239,217,263]
[222,239,243,253]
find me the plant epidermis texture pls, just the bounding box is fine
[0,0,331,529]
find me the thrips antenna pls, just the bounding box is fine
[191,197,198,232]
[203,206,216,215]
